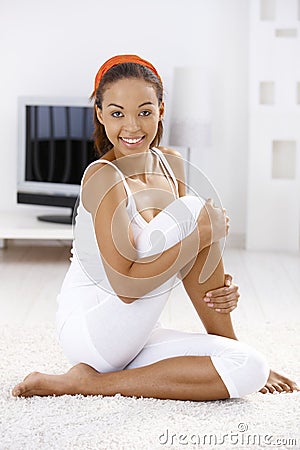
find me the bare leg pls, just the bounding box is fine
[180,242,300,394]
[180,242,237,340]
[12,244,298,399]
[12,356,229,400]
[9,243,241,400]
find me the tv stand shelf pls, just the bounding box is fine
[0,211,73,247]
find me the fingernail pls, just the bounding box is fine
[216,309,221,312]
[203,297,210,302]
[207,303,214,307]
[206,293,212,297]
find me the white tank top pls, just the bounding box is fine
[61,147,179,293]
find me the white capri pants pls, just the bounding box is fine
[56,195,270,398]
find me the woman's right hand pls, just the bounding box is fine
[197,199,229,249]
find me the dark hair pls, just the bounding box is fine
[90,62,164,157]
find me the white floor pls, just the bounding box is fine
[1,241,300,330]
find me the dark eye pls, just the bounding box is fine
[139,110,151,117]
[112,111,123,118]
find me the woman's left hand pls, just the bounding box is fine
[203,274,240,314]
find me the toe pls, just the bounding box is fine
[266,384,276,394]
[278,383,291,393]
[280,381,298,393]
[12,372,41,397]
[273,384,284,393]
[259,386,268,394]
[12,383,24,397]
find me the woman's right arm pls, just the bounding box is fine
[82,163,226,304]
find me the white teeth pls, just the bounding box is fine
[121,137,143,144]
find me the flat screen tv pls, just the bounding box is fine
[17,96,98,224]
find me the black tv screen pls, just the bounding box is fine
[25,105,96,185]
[17,98,99,224]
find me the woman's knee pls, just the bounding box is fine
[240,346,270,396]
[227,343,270,398]
[136,195,205,257]
[171,195,205,233]
[210,336,270,398]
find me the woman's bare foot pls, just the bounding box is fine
[260,369,300,394]
[12,363,101,398]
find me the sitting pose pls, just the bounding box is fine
[12,55,299,400]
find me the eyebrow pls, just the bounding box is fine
[107,101,154,109]
[107,103,124,109]
[138,102,154,108]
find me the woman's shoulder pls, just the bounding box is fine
[81,153,126,214]
[156,146,182,159]
[156,146,185,173]
[82,150,119,188]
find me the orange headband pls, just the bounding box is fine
[94,54,162,94]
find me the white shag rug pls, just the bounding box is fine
[1,322,299,450]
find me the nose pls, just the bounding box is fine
[123,115,140,133]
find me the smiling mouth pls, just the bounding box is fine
[120,136,145,145]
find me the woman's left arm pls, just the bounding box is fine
[203,273,240,314]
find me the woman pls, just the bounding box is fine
[12,55,299,400]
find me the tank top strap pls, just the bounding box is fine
[151,147,179,198]
[94,159,133,201]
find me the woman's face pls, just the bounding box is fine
[96,78,163,156]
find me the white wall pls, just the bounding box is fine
[0,0,249,236]
[247,0,300,252]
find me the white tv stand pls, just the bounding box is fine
[0,210,73,248]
